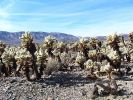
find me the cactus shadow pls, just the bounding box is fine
[37,72,95,87]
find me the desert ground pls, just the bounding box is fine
[0,63,133,100]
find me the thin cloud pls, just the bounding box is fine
[0,21,13,30]
[0,12,86,17]
[0,0,15,18]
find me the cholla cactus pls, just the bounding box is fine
[79,38,89,47]
[19,32,37,57]
[84,59,96,69]
[107,35,114,44]
[78,38,90,59]
[89,37,99,49]
[75,52,86,65]
[42,36,57,57]
[57,41,66,48]
[88,50,97,57]
[89,38,97,44]
[101,63,113,79]
[20,32,33,43]
[129,32,133,36]
[1,52,12,63]
[0,41,6,47]
[60,52,70,67]
[79,38,84,43]
[107,49,120,60]
[1,46,17,63]
[43,36,57,48]
[35,48,47,63]
[120,47,129,55]
[0,41,6,56]
[1,46,17,76]
[52,49,61,57]
[69,42,78,52]
[129,32,133,43]
[56,41,67,53]
[15,47,32,60]
[15,47,33,80]
[106,33,118,44]
[100,63,112,72]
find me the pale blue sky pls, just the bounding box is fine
[0,0,133,37]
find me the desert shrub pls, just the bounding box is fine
[45,57,61,75]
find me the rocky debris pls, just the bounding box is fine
[0,70,133,100]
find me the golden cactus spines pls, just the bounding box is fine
[20,31,33,43]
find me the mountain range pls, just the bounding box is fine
[0,31,79,45]
[0,31,129,45]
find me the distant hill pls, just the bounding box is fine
[0,31,129,45]
[0,31,79,45]
[95,34,129,41]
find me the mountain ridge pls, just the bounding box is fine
[0,31,79,44]
[0,31,129,45]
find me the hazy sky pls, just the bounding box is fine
[0,0,133,37]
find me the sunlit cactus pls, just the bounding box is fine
[56,41,67,53]
[88,50,97,58]
[84,59,96,69]
[89,37,97,49]
[43,36,57,48]
[19,32,39,81]
[0,41,6,57]
[15,47,32,60]
[129,32,133,43]
[42,36,57,57]
[106,33,119,44]
[35,48,47,63]
[75,52,86,69]
[0,29,132,90]
[107,49,120,60]
[78,38,89,60]
[20,32,33,44]
[52,48,61,57]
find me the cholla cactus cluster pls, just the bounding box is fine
[0,32,132,83]
[15,47,32,60]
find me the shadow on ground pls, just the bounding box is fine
[36,72,95,87]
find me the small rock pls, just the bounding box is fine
[126,95,129,98]
[10,79,17,83]
[47,96,54,100]
[81,89,86,96]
